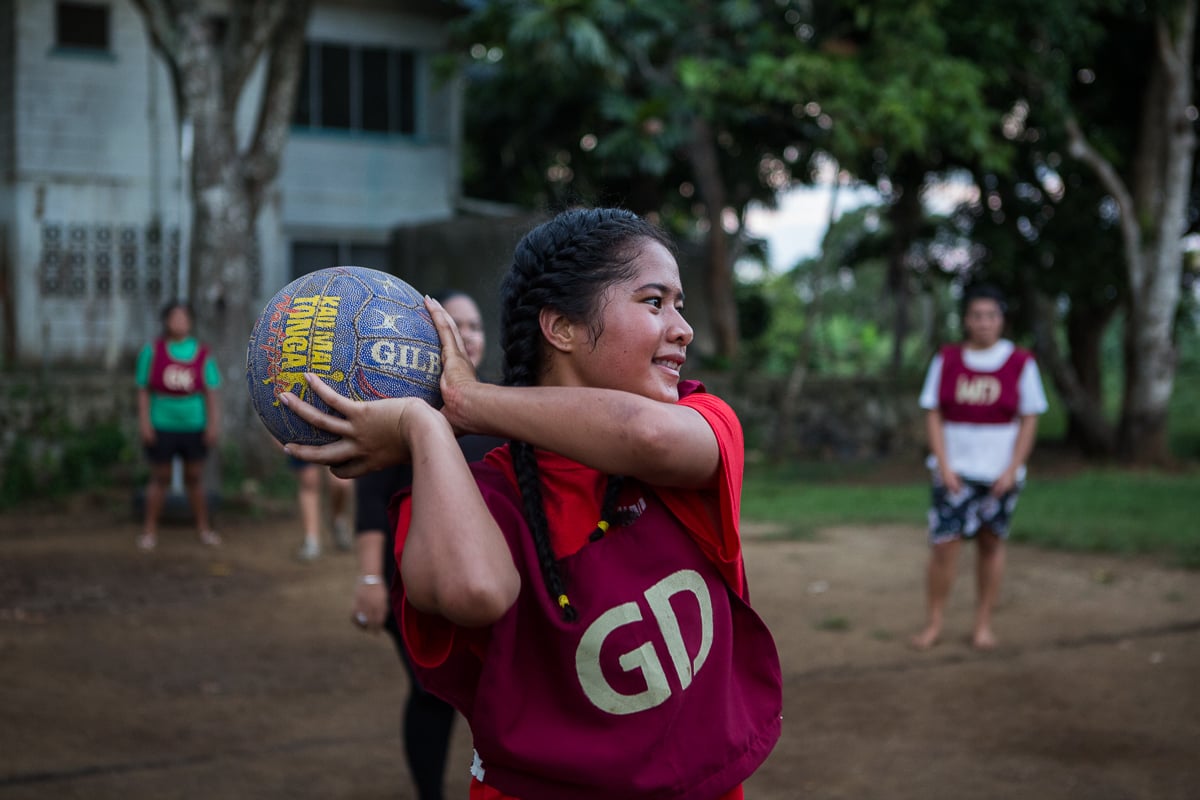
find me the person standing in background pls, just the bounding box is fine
[912,284,1048,651]
[350,289,502,800]
[135,300,222,551]
[292,459,355,562]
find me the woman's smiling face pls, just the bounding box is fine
[565,240,693,402]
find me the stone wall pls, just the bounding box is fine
[0,370,141,499]
[0,369,927,496]
[694,371,927,461]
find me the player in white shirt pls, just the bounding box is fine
[912,285,1048,651]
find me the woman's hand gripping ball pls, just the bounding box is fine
[424,295,481,437]
[281,296,474,478]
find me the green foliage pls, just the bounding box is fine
[1167,368,1200,460]
[0,439,38,508]
[740,204,938,377]
[0,423,133,509]
[453,0,1194,460]
[742,461,1200,568]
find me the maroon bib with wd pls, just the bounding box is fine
[147,338,208,396]
[937,344,1029,424]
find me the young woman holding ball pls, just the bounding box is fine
[282,208,781,800]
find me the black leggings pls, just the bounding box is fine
[385,612,456,800]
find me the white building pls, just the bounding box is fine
[0,0,463,367]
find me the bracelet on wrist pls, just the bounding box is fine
[357,574,384,586]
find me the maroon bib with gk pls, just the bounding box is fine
[147,338,208,396]
[403,466,782,800]
[937,344,1029,425]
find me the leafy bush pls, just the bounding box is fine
[0,422,133,509]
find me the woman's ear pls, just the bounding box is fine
[538,307,577,354]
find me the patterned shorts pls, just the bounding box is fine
[927,470,1023,545]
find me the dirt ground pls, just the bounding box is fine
[1,484,1198,800]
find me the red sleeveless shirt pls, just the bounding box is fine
[147,338,209,396]
[936,344,1029,425]
[390,383,782,800]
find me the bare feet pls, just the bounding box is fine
[910,626,940,651]
[972,627,998,650]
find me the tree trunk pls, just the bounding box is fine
[1118,279,1178,461]
[1064,0,1195,464]
[686,116,739,361]
[1024,287,1116,454]
[189,174,260,451]
[1064,301,1116,455]
[133,0,312,475]
[1116,2,1195,463]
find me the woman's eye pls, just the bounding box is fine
[645,297,663,308]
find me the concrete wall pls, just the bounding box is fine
[1,0,462,368]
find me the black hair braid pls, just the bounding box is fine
[589,474,631,543]
[500,254,578,622]
[510,440,577,622]
[498,207,674,622]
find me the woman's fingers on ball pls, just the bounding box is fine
[329,459,366,480]
[304,373,348,409]
[426,296,467,357]
[280,389,352,437]
[287,440,356,469]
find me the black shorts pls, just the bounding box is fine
[927,469,1022,545]
[144,431,208,464]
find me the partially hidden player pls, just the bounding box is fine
[350,289,503,800]
[135,299,222,551]
[911,283,1048,651]
[291,457,355,562]
[282,208,783,799]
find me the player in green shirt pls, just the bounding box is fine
[134,300,222,550]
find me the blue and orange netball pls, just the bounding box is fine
[246,266,442,445]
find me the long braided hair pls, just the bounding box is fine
[499,208,675,622]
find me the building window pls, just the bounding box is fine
[56,2,110,51]
[38,223,183,300]
[294,42,417,136]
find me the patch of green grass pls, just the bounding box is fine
[1012,470,1200,564]
[742,462,924,539]
[816,615,851,632]
[1168,371,1200,460]
[743,462,1200,567]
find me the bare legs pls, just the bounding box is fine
[139,461,173,549]
[297,464,323,559]
[911,538,960,650]
[972,531,1005,649]
[140,458,217,549]
[297,466,355,559]
[912,531,1004,650]
[328,472,354,550]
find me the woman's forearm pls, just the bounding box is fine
[1007,414,1039,474]
[925,409,949,471]
[401,404,520,627]
[453,382,718,487]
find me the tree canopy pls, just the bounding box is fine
[452,0,1198,463]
